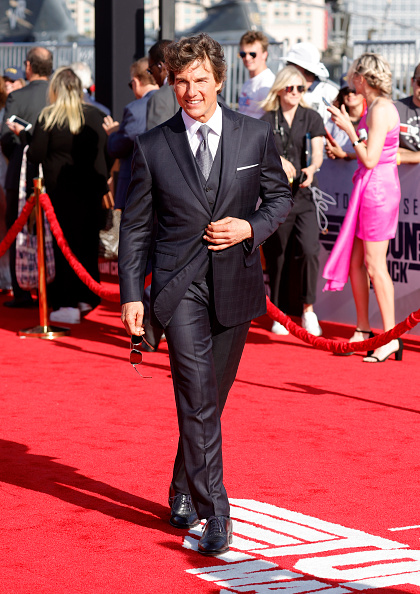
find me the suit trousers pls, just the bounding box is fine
[164,276,250,520]
[263,195,320,306]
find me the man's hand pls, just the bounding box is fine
[121,301,145,336]
[103,115,120,135]
[204,217,253,251]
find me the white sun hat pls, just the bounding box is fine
[285,42,330,78]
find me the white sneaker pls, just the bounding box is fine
[271,320,289,335]
[301,311,322,336]
[78,302,93,316]
[50,307,81,324]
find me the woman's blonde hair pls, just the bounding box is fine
[261,65,307,112]
[348,52,393,97]
[40,67,85,134]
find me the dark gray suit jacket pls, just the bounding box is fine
[1,80,49,191]
[119,104,293,328]
[146,83,179,130]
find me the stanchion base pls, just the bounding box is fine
[18,325,70,339]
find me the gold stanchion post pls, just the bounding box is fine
[19,178,70,339]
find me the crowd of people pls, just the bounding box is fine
[0,36,418,346]
[0,31,418,558]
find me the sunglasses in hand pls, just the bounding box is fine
[129,335,153,378]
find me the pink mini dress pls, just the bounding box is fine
[355,109,401,241]
[323,106,401,292]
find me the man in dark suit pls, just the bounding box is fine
[1,46,53,307]
[119,33,292,555]
[103,58,158,210]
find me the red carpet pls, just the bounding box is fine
[1,290,420,593]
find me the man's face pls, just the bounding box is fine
[288,63,314,84]
[239,42,267,77]
[173,58,222,123]
[147,57,165,87]
[412,67,420,107]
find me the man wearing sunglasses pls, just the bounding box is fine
[119,33,292,556]
[238,30,275,119]
[394,63,420,164]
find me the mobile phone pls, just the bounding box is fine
[299,171,307,184]
[9,115,32,131]
[322,97,331,107]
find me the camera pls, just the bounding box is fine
[299,171,307,184]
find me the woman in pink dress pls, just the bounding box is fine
[323,53,402,363]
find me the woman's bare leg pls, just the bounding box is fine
[349,237,370,338]
[363,239,399,361]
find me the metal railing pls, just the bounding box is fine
[353,40,420,99]
[0,42,95,78]
[1,39,418,104]
[0,40,286,110]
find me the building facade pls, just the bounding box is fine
[65,0,95,39]
[65,0,329,52]
[147,0,328,51]
[344,0,420,43]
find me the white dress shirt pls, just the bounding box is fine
[182,104,222,160]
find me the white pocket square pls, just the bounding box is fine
[237,164,259,171]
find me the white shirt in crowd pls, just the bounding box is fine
[304,79,339,124]
[238,68,276,119]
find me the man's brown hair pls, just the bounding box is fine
[164,33,227,92]
[239,31,269,53]
[26,47,53,78]
[131,57,156,85]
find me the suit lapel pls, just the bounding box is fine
[162,112,211,214]
[213,106,243,216]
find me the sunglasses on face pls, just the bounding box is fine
[239,51,257,59]
[342,87,356,96]
[284,85,305,93]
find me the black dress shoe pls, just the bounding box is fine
[168,485,199,529]
[198,516,232,555]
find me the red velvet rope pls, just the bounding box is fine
[39,193,121,302]
[1,192,419,352]
[39,192,151,302]
[0,196,35,258]
[267,297,420,353]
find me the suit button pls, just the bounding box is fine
[205,187,210,192]
[209,199,214,205]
